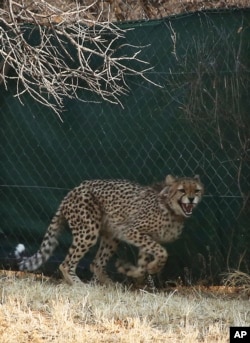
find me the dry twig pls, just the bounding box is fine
[0,0,156,118]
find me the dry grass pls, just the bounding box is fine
[223,270,250,296]
[0,271,249,343]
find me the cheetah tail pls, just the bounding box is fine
[15,208,65,272]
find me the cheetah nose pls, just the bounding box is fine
[188,197,194,203]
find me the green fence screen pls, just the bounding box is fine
[1,9,249,285]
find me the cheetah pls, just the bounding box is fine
[15,175,204,285]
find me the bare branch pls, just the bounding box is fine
[0,0,158,118]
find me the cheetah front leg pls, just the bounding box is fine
[90,235,119,284]
[116,250,152,279]
[117,228,168,279]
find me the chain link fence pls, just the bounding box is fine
[1,8,250,285]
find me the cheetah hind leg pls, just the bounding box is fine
[116,250,152,279]
[59,226,99,285]
[90,235,119,285]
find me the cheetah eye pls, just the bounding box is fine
[195,189,201,194]
[178,189,185,194]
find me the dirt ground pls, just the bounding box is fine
[77,0,250,21]
[2,0,250,22]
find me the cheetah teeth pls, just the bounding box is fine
[180,203,194,216]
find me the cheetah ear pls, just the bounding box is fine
[165,175,176,185]
[160,174,175,197]
[159,186,169,197]
[193,175,200,182]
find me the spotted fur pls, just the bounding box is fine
[16,175,204,285]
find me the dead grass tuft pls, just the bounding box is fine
[222,270,250,296]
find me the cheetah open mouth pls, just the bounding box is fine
[180,203,194,217]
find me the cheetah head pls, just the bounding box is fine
[159,175,204,218]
